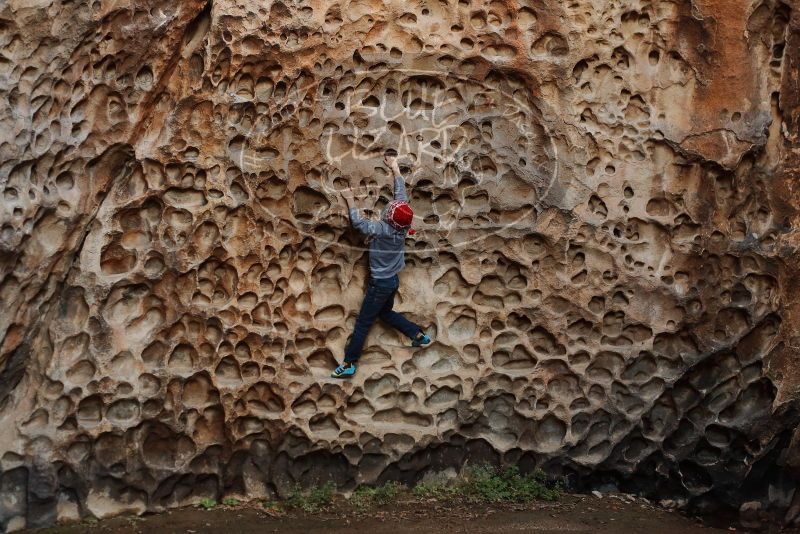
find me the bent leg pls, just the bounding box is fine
[344,282,394,363]
[378,289,422,340]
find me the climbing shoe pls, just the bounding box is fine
[331,362,357,378]
[412,332,432,347]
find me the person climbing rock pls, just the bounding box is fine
[332,153,432,379]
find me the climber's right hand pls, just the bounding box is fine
[340,188,355,207]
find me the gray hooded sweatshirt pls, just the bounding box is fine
[348,175,409,279]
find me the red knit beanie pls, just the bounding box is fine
[384,200,414,231]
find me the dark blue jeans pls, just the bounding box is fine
[344,274,422,363]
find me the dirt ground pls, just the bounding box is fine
[29,493,797,534]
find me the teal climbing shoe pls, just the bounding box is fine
[412,332,432,348]
[331,363,357,378]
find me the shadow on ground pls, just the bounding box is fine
[28,493,788,534]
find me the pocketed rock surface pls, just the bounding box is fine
[1,0,800,531]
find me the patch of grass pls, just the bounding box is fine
[262,466,557,515]
[350,481,403,509]
[412,480,461,500]
[465,465,561,503]
[285,481,335,513]
[198,497,217,510]
[221,497,240,506]
[412,465,561,504]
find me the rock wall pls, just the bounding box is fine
[1,0,799,530]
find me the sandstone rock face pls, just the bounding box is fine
[1,0,799,530]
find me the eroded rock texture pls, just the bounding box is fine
[1,0,799,530]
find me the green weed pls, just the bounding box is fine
[198,497,217,510]
[462,465,561,503]
[412,480,461,500]
[412,465,560,504]
[350,481,403,508]
[285,481,335,513]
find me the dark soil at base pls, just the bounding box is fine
[29,494,798,534]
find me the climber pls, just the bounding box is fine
[331,153,432,379]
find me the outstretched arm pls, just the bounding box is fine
[341,187,391,237]
[384,154,408,201]
[350,212,391,236]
